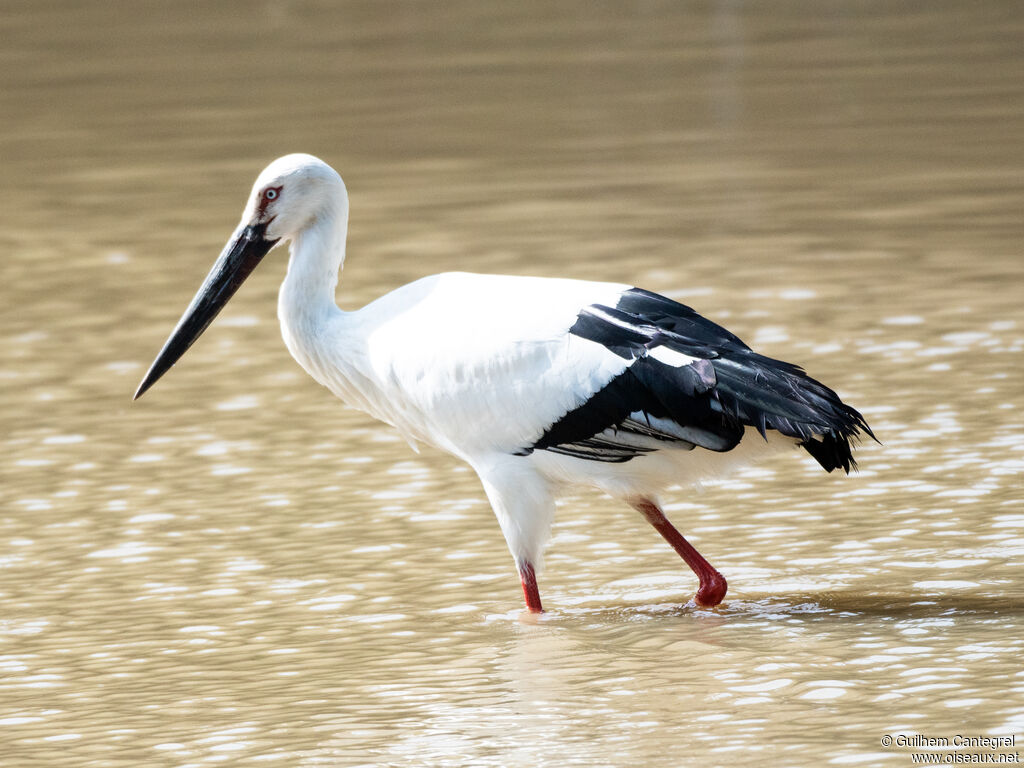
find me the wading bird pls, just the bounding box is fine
[135,154,873,612]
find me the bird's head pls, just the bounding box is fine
[241,153,347,243]
[133,154,345,400]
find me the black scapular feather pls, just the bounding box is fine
[530,288,875,472]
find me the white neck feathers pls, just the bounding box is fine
[277,204,350,386]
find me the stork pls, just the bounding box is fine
[135,154,874,612]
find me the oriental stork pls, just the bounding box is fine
[135,154,874,612]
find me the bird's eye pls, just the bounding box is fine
[264,188,279,201]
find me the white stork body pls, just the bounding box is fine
[136,154,873,611]
[284,272,628,458]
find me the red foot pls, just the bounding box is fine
[694,570,728,607]
[519,562,544,613]
[630,497,728,608]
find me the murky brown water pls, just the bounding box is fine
[3,1,1023,765]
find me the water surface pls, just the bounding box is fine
[2,1,1023,766]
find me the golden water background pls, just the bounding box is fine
[2,2,1023,765]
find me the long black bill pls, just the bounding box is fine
[133,222,279,400]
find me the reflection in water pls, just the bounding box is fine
[2,0,1023,765]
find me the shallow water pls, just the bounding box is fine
[2,1,1023,766]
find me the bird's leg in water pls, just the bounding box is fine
[518,562,543,613]
[629,497,727,607]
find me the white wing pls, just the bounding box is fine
[342,272,632,457]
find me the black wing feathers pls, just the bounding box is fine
[529,288,873,472]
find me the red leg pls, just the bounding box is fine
[629,497,727,607]
[519,561,544,613]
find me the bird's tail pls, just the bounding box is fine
[709,353,876,474]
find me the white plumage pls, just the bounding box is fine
[136,154,873,612]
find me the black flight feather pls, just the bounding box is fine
[525,287,874,471]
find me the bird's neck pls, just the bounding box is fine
[278,208,350,384]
